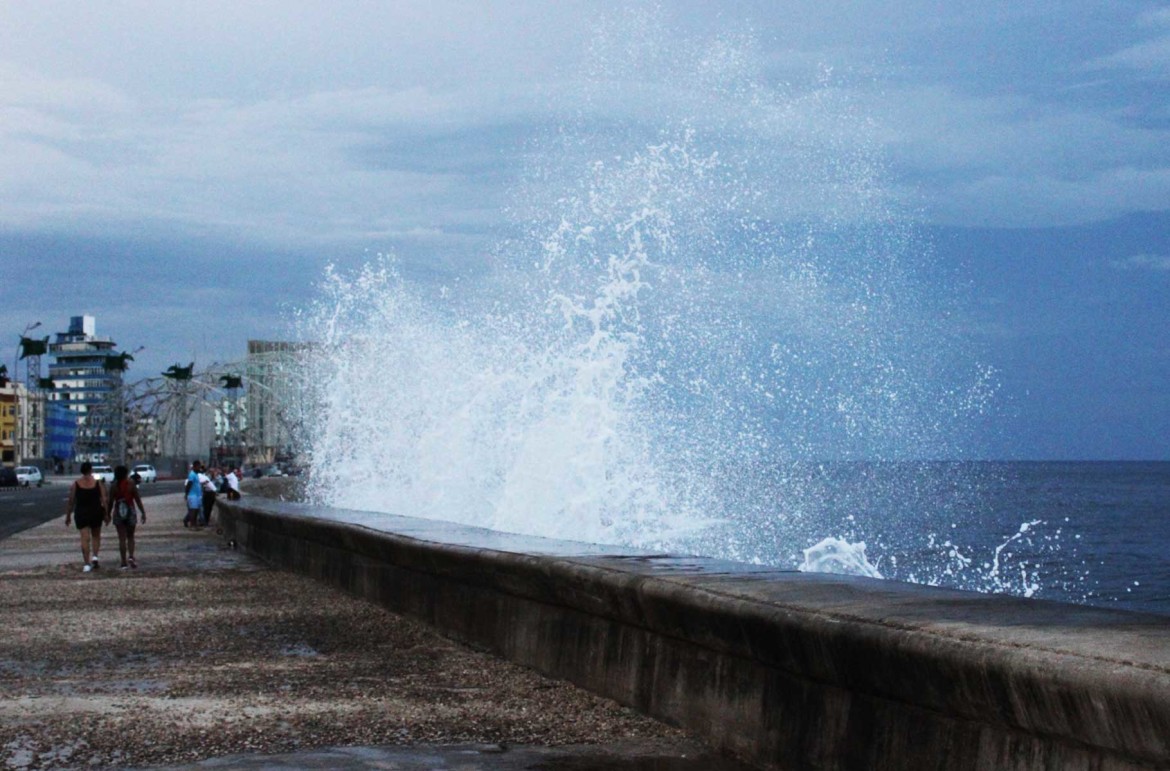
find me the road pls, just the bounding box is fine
[0,479,183,540]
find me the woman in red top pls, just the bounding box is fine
[108,465,147,569]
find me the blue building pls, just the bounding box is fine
[43,401,78,467]
[47,316,119,462]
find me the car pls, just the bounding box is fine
[91,465,115,483]
[0,467,17,488]
[15,466,43,487]
[131,464,158,483]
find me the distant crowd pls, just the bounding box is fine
[184,461,241,529]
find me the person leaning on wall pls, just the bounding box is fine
[224,467,241,500]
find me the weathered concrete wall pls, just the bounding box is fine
[217,497,1170,771]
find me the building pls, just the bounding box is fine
[43,401,78,468]
[0,380,45,466]
[245,340,311,464]
[182,399,217,461]
[0,381,15,465]
[47,316,120,462]
[124,407,160,466]
[212,394,248,468]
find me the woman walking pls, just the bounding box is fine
[109,465,147,569]
[65,461,108,572]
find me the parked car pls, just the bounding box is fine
[0,467,17,488]
[15,466,43,487]
[131,464,158,483]
[91,465,115,483]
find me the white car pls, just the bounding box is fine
[15,466,43,487]
[132,464,158,483]
[91,465,115,483]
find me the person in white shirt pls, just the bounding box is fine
[197,467,217,526]
[225,468,241,500]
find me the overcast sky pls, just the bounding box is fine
[1,1,1168,459]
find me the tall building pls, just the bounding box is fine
[47,316,120,462]
[245,340,310,464]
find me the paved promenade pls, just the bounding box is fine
[0,494,745,770]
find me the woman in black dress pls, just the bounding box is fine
[65,461,109,572]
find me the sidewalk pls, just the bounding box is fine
[0,495,742,770]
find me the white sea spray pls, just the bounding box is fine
[293,11,1070,602]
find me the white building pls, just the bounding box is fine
[245,340,311,464]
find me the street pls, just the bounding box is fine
[0,479,182,540]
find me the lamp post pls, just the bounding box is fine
[14,321,41,465]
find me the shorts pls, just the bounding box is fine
[113,504,138,529]
[74,510,104,531]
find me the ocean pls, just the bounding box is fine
[750,460,1170,617]
[975,461,1170,615]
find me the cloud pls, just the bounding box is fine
[0,62,132,114]
[0,11,907,257]
[1089,34,1170,76]
[863,83,1170,226]
[926,166,1170,228]
[0,78,540,249]
[2,2,1169,245]
[1085,7,1170,76]
[1112,253,1170,272]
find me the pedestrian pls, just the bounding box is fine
[184,461,203,528]
[200,465,218,526]
[225,467,241,500]
[108,465,146,569]
[65,461,108,572]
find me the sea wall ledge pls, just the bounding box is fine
[217,497,1170,771]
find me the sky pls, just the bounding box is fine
[1,1,1168,460]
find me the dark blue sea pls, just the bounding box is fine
[765,461,1170,617]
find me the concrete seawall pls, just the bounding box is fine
[218,496,1170,770]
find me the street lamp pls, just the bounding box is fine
[13,321,41,465]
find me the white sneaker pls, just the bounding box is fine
[91,557,100,570]
[83,564,93,573]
